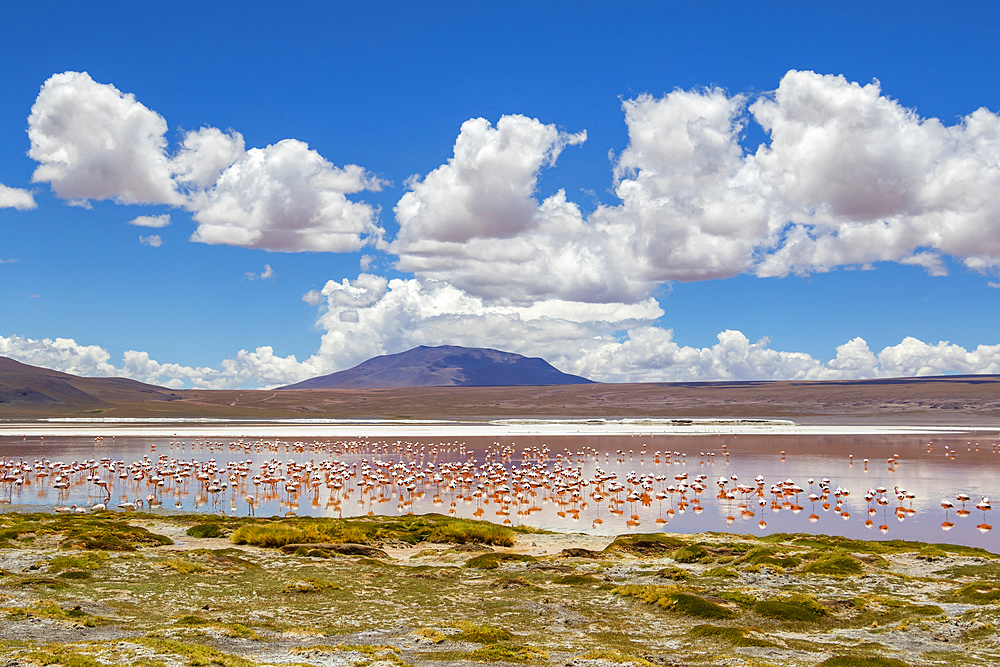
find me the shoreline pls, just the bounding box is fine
[0,417,995,437]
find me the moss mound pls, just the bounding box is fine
[689,624,776,647]
[753,595,828,622]
[605,533,684,555]
[464,553,537,569]
[819,657,910,667]
[186,523,223,538]
[801,550,864,576]
[230,514,514,549]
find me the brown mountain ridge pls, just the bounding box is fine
[1,353,1000,424]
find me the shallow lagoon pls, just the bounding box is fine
[0,423,997,551]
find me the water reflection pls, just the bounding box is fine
[0,431,997,551]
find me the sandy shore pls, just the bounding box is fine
[0,417,992,437]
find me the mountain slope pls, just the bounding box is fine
[0,356,176,408]
[280,345,595,389]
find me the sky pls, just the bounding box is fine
[2,1,1000,389]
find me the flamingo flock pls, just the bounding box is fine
[0,434,993,540]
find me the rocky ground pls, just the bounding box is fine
[0,512,998,667]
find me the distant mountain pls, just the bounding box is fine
[0,356,175,409]
[280,345,595,389]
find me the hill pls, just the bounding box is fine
[0,356,177,412]
[280,345,595,389]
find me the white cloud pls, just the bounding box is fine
[0,334,119,378]
[877,337,1000,377]
[0,333,313,390]
[751,71,1000,278]
[299,276,1000,384]
[128,214,171,228]
[393,72,1000,303]
[245,264,274,280]
[595,89,776,283]
[171,126,246,189]
[392,115,652,303]
[139,234,163,247]
[395,115,585,243]
[0,184,36,210]
[4,277,1000,388]
[188,139,385,252]
[28,72,182,205]
[26,71,385,253]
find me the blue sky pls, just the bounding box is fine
[2,1,1000,388]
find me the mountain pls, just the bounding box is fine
[279,345,595,389]
[0,356,176,410]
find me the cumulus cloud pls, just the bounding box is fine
[4,277,999,388]
[395,115,585,243]
[304,274,663,374]
[394,71,1000,303]
[0,334,315,390]
[393,115,651,302]
[0,184,36,210]
[139,234,163,247]
[752,71,1000,278]
[28,72,182,205]
[300,276,1000,384]
[128,214,171,228]
[171,127,246,190]
[0,334,119,378]
[188,139,385,252]
[595,88,776,283]
[26,71,385,253]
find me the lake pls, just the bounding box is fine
[0,422,996,551]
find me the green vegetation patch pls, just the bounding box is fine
[766,532,997,559]
[672,543,709,563]
[464,643,548,663]
[655,566,690,580]
[604,533,685,556]
[951,580,1000,604]
[135,637,256,667]
[454,621,515,643]
[230,513,514,548]
[162,559,207,575]
[7,601,104,627]
[46,553,108,573]
[5,644,105,667]
[818,657,910,667]
[552,574,600,585]
[186,523,223,538]
[574,649,656,666]
[464,552,537,569]
[753,595,828,623]
[688,624,777,647]
[935,560,1000,578]
[718,590,757,609]
[737,546,802,570]
[800,550,864,576]
[615,585,736,619]
[0,513,172,551]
